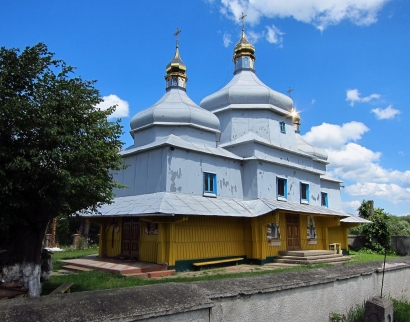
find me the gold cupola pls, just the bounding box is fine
[233,13,256,74]
[291,108,301,133]
[165,28,188,91]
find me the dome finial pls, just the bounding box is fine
[239,12,247,34]
[165,28,188,91]
[174,28,181,48]
[233,12,256,74]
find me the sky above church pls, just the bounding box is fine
[2,0,409,216]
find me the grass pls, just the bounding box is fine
[329,303,365,322]
[50,246,98,271]
[42,264,320,295]
[42,248,402,295]
[344,250,399,265]
[330,298,410,322]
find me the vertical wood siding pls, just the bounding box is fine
[139,221,158,263]
[169,216,248,266]
[104,218,122,257]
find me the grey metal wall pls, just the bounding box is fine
[133,125,218,148]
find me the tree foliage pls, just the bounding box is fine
[356,200,392,253]
[0,43,124,293]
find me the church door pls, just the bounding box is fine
[286,214,300,250]
[122,218,140,258]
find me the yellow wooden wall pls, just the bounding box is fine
[166,216,248,266]
[88,217,122,258]
[139,222,158,263]
[250,212,342,259]
[328,222,359,250]
[89,212,347,265]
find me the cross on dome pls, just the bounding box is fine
[239,12,247,32]
[174,28,181,47]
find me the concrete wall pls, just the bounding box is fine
[349,235,410,255]
[2,258,409,322]
[392,236,410,255]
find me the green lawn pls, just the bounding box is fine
[41,249,402,295]
[346,250,399,264]
[50,247,99,271]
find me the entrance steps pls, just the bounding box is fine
[61,257,175,278]
[275,250,351,265]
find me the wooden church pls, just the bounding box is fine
[86,25,368,271]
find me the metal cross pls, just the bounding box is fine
[287,87,293,98]
[174,28,181,46]
[239,12,247,31]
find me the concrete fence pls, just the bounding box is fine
[349,235,410,255]
[1,258,410,322]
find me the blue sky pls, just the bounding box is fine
[2,0,409,216]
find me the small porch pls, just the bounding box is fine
[59,255,175,278]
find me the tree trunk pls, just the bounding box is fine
[0,221,48,297]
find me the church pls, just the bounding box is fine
[86,24,367,271]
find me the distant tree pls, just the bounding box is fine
[357,200,392,253]
[0,43,124,296]
[388,216,410,236]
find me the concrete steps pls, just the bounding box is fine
[275,250,351,265]
[61,261,175,279]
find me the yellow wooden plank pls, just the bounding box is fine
[193,257,244,266]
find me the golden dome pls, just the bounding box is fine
[233,29,255,61]
[233,13,256,73]
[165,29,188,90]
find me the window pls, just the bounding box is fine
[321,192,328,207]
[277,177,287,200]
[301,182,309,203]
[204,172,216,195]
[279,121,286,133]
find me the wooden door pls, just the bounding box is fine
[122,218,140,258]
[286,214,300,250]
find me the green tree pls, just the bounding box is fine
[358,200,392,253]
[388,216,410,236]
[0,43,124,296]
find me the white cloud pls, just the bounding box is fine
[96,94,129,119]
[311,99,316,105]
[303,121,410,205]
[346,89,381,106]
[302,121,369,149]
[346,183,410,204]
[342,200,362,213]
[223,32,232,47]
[265,25,284,46]
[247,30,262,44]
[218,0,389,30]
[371,105,401,120]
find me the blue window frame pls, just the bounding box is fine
[321,192,328,207]
[204,172,216,195]
[277,177,287,199]
[301,183,309,203]
[279,121,286,133]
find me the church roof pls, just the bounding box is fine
[130,88,220,133]
[130,33,220,134]
[121,134,241,160]
[86,192,350,219]
[296,134,328,161]
[200,70,293,112]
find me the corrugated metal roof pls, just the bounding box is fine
[120,135,242,160]
[87,192,353,219]
[341,216,372,223]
